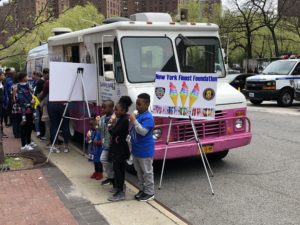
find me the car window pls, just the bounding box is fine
[292,63,300,75]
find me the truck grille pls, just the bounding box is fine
[246,81,266,90]
[172,111,227,141]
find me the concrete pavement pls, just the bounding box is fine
[37,136,188,225]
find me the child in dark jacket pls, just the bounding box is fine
[107,96,132,202]
[86,117,103,180]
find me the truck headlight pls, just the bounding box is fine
[235,118,243,129]
[152,128,162,140]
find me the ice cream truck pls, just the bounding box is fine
[45,13,252,161]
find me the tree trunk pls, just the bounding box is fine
[270,28,279,57]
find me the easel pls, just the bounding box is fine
[46,68,91,162]
[158,114,215,195]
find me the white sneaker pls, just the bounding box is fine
[20,145,27,151]
[50,146,60,153]
[29,142,37,148]
[25,144,34,151]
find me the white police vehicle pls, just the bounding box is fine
[243,59,300,106]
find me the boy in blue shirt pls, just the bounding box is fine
[129,93,155,201]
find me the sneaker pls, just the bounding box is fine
[2,133,8,138]
[101,178,113,186]
[134,191,144,200]
[90,172,97,179]
[95,172,103,180]
[63,145,69,153]
[29,142,37,148]
[109,187,117,193]
[50,146,60,153]
[39,136,47,141]
[137,193,154,202]
[21,144,34,151]
[107,191,125,202]
[36,132,41,137]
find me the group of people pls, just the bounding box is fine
[86,94,155,202]
[0,68,69,152]
[0,67,156,202]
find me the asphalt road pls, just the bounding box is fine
[127,101,300,225]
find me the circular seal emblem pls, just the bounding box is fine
[203,88,215,101]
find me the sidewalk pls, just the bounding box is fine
[1,127,188,225]
[1,127,108,225]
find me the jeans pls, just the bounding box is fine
[47,102,69,145]
[100,149,114,179]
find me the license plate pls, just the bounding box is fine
[201,145,214,154]
[249,92,254,97]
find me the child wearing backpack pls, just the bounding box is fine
[12,72,36,151]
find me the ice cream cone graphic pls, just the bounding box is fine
[189,83,200,108]
[180,81,188,107]
[169,82,178,106]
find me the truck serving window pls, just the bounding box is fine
[262,61,297,75]
[122,37,177,83]
[176,37,225,77]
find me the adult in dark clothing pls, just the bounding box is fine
[0,71,6,137]
[39,68,69,153]
[3,68,14,127]
[107,96,132,202]
[32,71,45,138]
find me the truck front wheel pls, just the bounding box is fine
[277,89,293,107]
[250,99,263,105]
[207,150,229,161]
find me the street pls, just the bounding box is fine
[127,101,300,225]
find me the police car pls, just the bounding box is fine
[243,59,300,107]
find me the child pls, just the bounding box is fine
[99,100,115,186]
[107,96,132,202]
[13,72,36,151]
[16,72,33,125]
[86,117,103,180]
[129,93,155,201]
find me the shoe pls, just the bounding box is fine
[134,191,144,200]
[63,145,69,153]
[36,132,41,137]
[29,142,37,148]
[21,145,34,151]
[49,146,60,153]
[107,191,125,202]
[2,133,8,138]
[95,172,103,180]
[101,178,113,186]
[39,136,47,141]
[90,172,97,179]
[137,193,154,202]
[109,187,117,193]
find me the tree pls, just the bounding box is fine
[0,3,104,70]
[0,0,55,62]
[251,0,298,57]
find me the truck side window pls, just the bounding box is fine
[292,63,300,75]
[114,39,124,83]
[97,47,113,76]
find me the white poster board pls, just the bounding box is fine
[49,62,97,101]
[152,72,218,120]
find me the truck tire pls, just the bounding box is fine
[277,89,293,107]
[207,150,229,161]
[250,99,263,105]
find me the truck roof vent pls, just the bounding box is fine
[130,13,172,22]
[51,28,72,36]
[103,17,130,24]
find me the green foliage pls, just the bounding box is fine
[0,3,104,69]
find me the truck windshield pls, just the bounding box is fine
[262,61,297,75]
[122,37,177,83]
[176,36,225,77]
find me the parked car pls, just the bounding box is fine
[230,73,255,90]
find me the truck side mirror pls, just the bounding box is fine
[103,54,113,64]
[104,71,114,80]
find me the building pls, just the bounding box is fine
[278,0,300,25]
